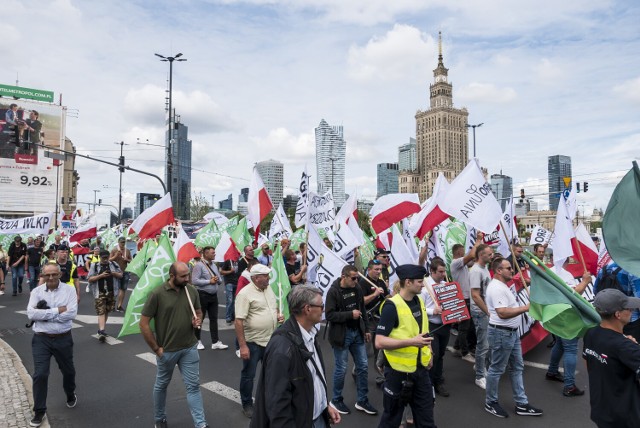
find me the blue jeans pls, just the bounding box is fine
[154,344,207,428]
[239,342,265,406]
[332,328,368,403]
[28,265,41,291]
[225,283,236,322]
[472,308,490,380]
[547,337,578,389]
[11,264,24,294]
[485,326,528,405]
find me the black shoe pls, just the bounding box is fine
[242,404,254,418]
[66,393,77,408]
[563,385,585,397]
[435,383,450,397]
[19,285,22,293]
[515,403,543,416]
[116,306,124,312]
[98,331,107,342]
[330,399,351,415]
[355,400,378,415]
[30,412,45,427]
[154,418,168,428]
[485,401,508,418]
[545,372,564,382]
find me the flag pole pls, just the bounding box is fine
[499,220,529,295]
[357,271,384,292]
[184,288,201,329]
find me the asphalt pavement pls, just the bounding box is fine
[0,280,596,428]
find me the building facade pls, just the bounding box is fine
[61,137,79,215]
[315,119,346,207]
[398,138,417,172]
[377,163,399,198]
[490,173,513,211]
[548,155,572,211]
[255,159,283,208]
[218,193,233,210]
[165,114,192,219]
[121,207,133,220]
[135,193,161,218]
[413,33,469,201]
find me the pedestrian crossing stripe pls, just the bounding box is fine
[91,334,123,345]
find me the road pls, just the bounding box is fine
[0,281,595,428]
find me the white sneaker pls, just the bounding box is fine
[475,377,487,390]
[196,341,205,350]
[462,354,475,363]
[236,350,241,358]
[211,341,228,350]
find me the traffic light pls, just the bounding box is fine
[98,199,102,205]
[584,182,589,193]
[576,182,581,193]
[119,155,125,173]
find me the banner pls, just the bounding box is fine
[294,166,310,228]
[72,245,91,277]
[308,191,335,233]
[194,220,221,248]
[432,282,470,324]
[0,212,53,235]
[313,242,348,301]
[332,219,359,259]
[529,225,553,248]
[269,203,293,241]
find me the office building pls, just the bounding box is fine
[377,163,399,198]
[490,173,513,212]
[398,138,417,171]
[548,155,572,211]
[237,187,249,215]
[166,114,192,219]
[121,207,133,220]
[283,194,299,212]
[135,193,161,218]
[255,159,284,208]
[218,194,233,210]
[315,119,346,207]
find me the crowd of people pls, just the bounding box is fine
[7,230,640,428]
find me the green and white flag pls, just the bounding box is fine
[358,231,376,268]
[220,216,239,233]
[230,217,252,251]
[289,228,306,251]
[118,233,175,338]
[100,227,118,251]
[269,242,292,320]
[194,220,221,248]
[126,239,157,278]
[0,234,16,249]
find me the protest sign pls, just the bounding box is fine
[0,212,53,236]
[432,282,470,324]
[308,191,335,233]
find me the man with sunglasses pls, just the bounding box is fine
[374,249,391,285]
[359,259,389,384]
[484,258,542,418]
[326,265,377,416]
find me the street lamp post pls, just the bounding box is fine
[466,122,484,158]
[155,52,187,199]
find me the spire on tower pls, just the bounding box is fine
[438,31,443,64]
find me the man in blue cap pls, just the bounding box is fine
[375,264,436,427]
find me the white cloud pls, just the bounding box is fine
[457,82,517,104]
[348,24,435,82]
[251,128,315,163]
[613,77,640,103]
[534,58,565,82]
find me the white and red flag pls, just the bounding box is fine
[409,173,449,239]
[247,167,274,239]
[214,231,242,263]
[571,222,598,274]
[129,193,175,240]
[440,160,502,234]
[173,227,200,263]
[370,193,421,235]
[335,193,358,226]
[69,216,97,244]
[552,193,575,267]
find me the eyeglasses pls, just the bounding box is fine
[41,273,60,278]
[379,255,390,259]
[308,303,324,309]
[349,276,359,280]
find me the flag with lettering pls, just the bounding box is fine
[126,239,157,278]
[289,228,306,251]
[294,166,310,229]
[194,219,221,249]
[118,233,175,337]
[269,203,293,241]
[269,243,292,319]
[230,217,252,252]
[389,224,417,286]
[332,218,360,259]
[313,241,348,301]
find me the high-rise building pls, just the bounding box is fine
[166,114,192,219]
[135,193,161,218]
[315,119,346,207]
[409,32,469,201]
[398,138,417,171]
[283,194,299,212]
[490,173,513,211]
[237,187,249,215]
[255,159,284,208]
[121,207,133,220]
[218,194,233,210]
[548,155,572,211]
[377,163,399,198]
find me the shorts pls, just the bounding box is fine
[119,272,130,291]
[94,293,115,315]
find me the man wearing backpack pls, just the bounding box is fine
[594,262,640,342]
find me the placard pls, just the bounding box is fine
[432,281,470,324]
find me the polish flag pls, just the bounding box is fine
[376,228,393,251]
[173,227,200,263]
[571,223,599,274]
[370,193,421,235]
[129,193,176,240]
[335,193,358,225]
[69,217,97,244]
[409,174,450,239]
[214,231,242,263]
[247,168,274,239]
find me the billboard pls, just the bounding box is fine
[0,94,65,216]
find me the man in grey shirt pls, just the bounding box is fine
[469,244,493,390]
[450,237,481,357]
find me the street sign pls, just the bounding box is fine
[563,189,570,199]
[44,151,66,161]
[562,177,571,188]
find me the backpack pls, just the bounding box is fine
[597,266,627,295]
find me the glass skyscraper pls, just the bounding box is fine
[315,119,346,207]
[548,155,572,211]
[490,173,513,212]
[377,163,399,198]
[165,115,192,219]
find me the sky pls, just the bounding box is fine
[2,0,639,221]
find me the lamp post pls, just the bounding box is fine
[466,122,484,158]
[155,52,187,200]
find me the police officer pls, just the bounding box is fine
[375,264,436,428]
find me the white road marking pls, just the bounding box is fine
[201,381,243,404]
[91,334,124,345]
[75,314,124,325]
[136,352,157,365]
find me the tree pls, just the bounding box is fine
[190,193,211,221]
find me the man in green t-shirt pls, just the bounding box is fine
[140,262,209,428]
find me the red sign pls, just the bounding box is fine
[432,281,470,325]
[14,153,37,164]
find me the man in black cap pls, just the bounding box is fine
[40,244,80,303]
[373,249,391,286]
[375,264,436,427]
[583,288,640,427]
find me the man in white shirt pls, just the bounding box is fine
[469,244,493,390]
[484,257,542,419]
[450,238,481,357]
